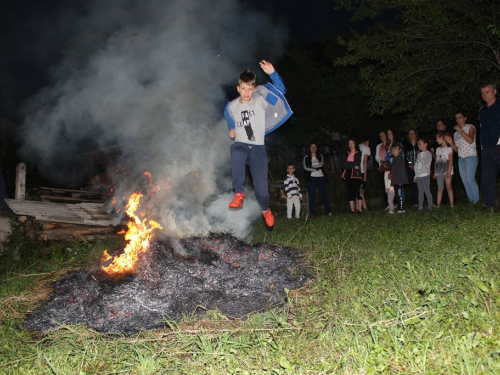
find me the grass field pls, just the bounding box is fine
[0,204,499,374]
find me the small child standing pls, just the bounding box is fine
[434,131,454,207]
[284,163,303,219]
[390,143,409,213]
[381,161,395,214]
[414,139,433,210]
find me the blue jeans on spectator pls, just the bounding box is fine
[458,155,479,203]
[231,142,269,211]
[480,145,500,208]
[306,177,331,216]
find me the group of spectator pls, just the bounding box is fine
[284,83,500,218]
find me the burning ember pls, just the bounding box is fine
[23,234,310,333]
[101,192,162,276]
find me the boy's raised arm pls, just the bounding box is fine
[260,60,286,94]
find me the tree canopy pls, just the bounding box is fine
[336,0,500,128]
[278,42,390,147]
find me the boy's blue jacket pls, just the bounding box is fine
[224,71,293,135]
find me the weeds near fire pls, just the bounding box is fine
[1,204,499,373]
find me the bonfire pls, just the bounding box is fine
[23,174,310,333]
[100,192,162,276]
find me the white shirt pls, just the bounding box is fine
[435,146,454,175]
[359,144,371,174]
[310,157,324,177]
[454,124,477,158]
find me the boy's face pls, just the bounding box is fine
[391,147,400,156]
[237,82,256,104]
[287,166,295,175]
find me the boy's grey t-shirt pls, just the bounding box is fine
[227,89,268,145]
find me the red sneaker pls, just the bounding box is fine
[228,192,245,208]
[263,208,274,227]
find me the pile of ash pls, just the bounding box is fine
[23,234,310,333]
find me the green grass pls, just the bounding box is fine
[1,205,500,374]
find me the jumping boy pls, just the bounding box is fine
[224,60,292,229]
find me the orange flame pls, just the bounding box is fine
[101,192,163,276]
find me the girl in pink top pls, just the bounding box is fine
[342,139,363,213]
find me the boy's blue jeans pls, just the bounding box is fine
[231,142,269,211]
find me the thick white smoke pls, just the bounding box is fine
[21,0,288,239]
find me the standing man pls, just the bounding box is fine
[358,136,371,212]
[478,83,500,209]
[403,128,419,207]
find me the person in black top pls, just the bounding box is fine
[478,83,500,208]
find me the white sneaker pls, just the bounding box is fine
[388,211,394,214]
[385,205,390,211]
[398,210,406,214]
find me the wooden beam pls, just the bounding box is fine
[15,163,26,200]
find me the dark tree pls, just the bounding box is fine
[279,42,381,146]
[336,0,500,128]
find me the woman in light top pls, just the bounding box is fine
[444,111,479,204]
[303,143,332,217]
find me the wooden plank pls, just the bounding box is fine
[41,187,109,196]
[5,199,126,227]
[40,195,105,203]
[34,217,114,226]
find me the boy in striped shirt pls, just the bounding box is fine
[284,163,303,219]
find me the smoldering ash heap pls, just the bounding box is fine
[23,190,310,333]
[23,234,310,334]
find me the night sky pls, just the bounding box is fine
[0,0,361,228]
[0,0,354,123]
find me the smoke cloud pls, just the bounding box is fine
[20,0,288,239]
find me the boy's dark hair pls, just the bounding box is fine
[239,69,256,86]
[361,135,370,143]
[390,143,401,152]
[287,162,295,168]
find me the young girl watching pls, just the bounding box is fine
[390,143,408,213]
[414,139,433,210]
[434,131,454,207]
[381,161,395,214]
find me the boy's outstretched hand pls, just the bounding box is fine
[259,60,275,75]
